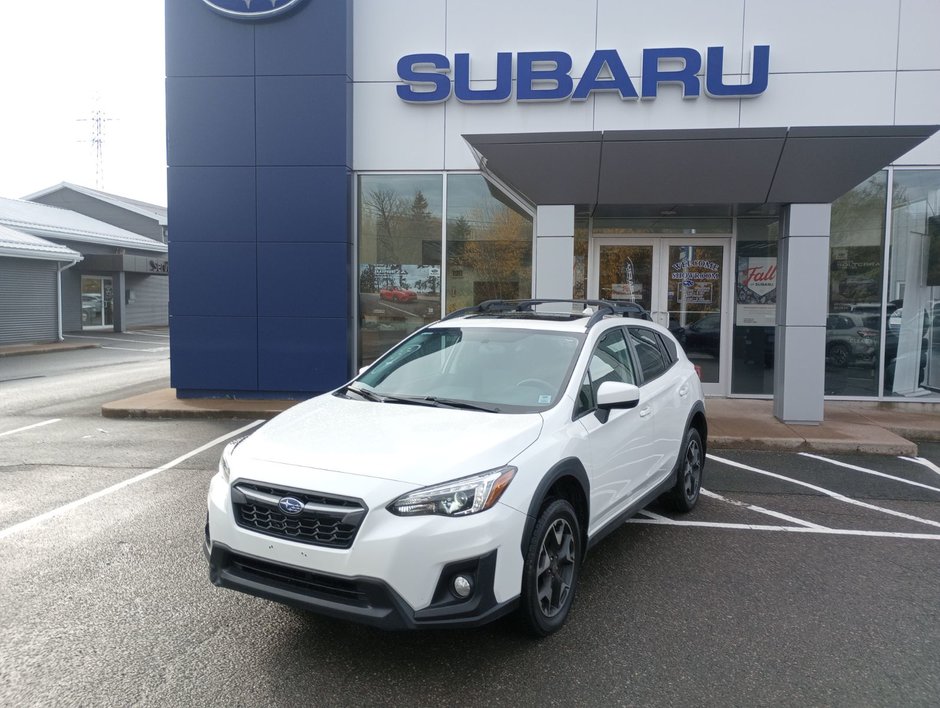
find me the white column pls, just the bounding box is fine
[773,204,832,424]
[534,205,575,299]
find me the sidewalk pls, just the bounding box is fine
[103,388,940,456]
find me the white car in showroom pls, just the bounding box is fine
[206,300,707,636]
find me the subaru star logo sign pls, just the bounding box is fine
[201,0,307,21]
[278,496,305,515]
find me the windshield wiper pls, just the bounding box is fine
[344,384,385,402]
[393,395,501,413]
[345,386,499,412]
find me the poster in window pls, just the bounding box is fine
[736,257,776,326]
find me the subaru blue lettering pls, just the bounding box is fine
[397,46,770,103]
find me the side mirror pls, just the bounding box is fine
[596,381,640,410]
[358,365,371,375]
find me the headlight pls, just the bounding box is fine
[388,467,516,517]
[219,436,248,482]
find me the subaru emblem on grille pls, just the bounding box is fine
[278,496,304,515]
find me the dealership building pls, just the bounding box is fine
[166,0,940,422]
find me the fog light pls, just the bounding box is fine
[452,575,473,598]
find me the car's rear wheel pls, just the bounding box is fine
[519,498,581,637]
[668,428,704,512]
[828,342,851,368]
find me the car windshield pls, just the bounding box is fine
[355,326,585,413]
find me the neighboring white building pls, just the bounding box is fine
[0,194,168,344]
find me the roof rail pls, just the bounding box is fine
[440,299,651,328]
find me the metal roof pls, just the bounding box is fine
[22,182,168,225]
[463,125,940,209]
[0,196,168,254]
[0,224,82,262]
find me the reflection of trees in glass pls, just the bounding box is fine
[829,173,888,310]
[361,188,441,265]
[446,203,532,311]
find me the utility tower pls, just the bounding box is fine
[77,106,115,190]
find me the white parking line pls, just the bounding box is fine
[0,418,61,438]
[700,488,829,529]
[122,331,169,339]
[900,456,940,479]
[64,334,168,345]
[0,420,263,541]
[799,452,940,494]
[707,453,940,530]
[626,518,940,540]
[101,346,169,353]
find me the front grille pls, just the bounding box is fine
[232,481,367,550]
[228,553,369,606]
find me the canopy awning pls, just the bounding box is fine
[462,126,939,209]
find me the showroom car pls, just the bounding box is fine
[205,299,707,636]
[379,286,418,303]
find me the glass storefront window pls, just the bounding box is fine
[445,175,533,313]
[573,218,589,300]
[358,175,443,366]
[591,217,733,235]
[886,170,940,397]
[731,219,777,394]
[825,172,888,396]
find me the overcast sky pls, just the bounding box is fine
[0,1,167,206]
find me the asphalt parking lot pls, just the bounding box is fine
[1,353,938,706]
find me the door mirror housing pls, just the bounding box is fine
[596,381,640,410]
[358,365,371,376]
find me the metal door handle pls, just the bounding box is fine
[639,406,652,418]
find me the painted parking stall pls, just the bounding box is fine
[629,449,940,539]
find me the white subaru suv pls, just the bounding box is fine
[206,300,706,636]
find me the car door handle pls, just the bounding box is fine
[638,406,653,418]
[678,385,689,398]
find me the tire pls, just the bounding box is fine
[828,342,851,368]
[519,498,582,637]
[667,428,704,513]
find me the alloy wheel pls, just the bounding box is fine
[683,437,702,501]
[536,518,576,618]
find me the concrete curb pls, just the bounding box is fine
[709,436,918,456]
[101,389,295,420]
[0,343,100,358]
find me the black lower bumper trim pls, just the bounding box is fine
[207,542,517,630]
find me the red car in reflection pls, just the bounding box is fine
[379,287,417,303]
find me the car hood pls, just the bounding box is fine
[235,392,544,486]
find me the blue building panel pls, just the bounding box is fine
[255,76,351,167]
[258,317,350,393]
[169,243,258,318]
[166,0,353,398]
[166,77,256,167]
[171,316,258,393]
[168,167,257,242]
[255,0,351,77]
[257,167,349,243]
[165,0,255,78]
[258,243,348,319]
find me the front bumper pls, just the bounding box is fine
[206,470,527,629]
[206,541,517,630]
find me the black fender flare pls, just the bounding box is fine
[519,457,590,557]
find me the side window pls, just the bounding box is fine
[628,327,669,382]
[574,329,636,417]
[656,332,678,365]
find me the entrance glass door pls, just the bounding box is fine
[81,276,114,329]
[591,238,731,394]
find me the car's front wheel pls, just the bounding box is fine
[668,427,704,512]
[519,498,581,637]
